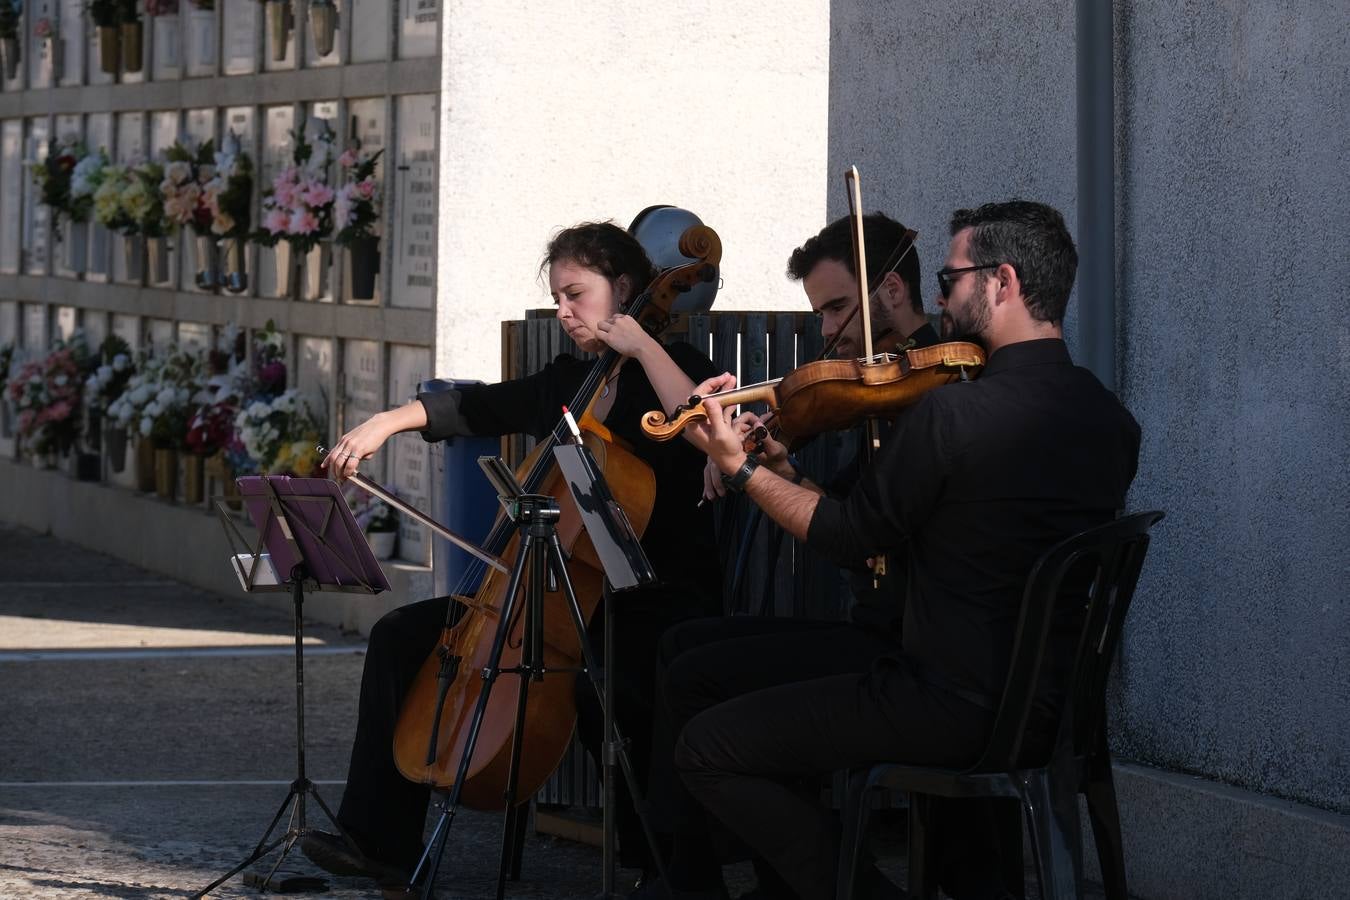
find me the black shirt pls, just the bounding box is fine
[418,341,722,606]
[824,320,942,633]
[807,338,1141,702]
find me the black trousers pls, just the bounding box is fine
[673,655,999,900]
[336,584,711,872]
[649,616,901,889]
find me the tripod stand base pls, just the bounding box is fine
[193,777,348,897]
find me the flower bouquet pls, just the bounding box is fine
[235,389,325,477]
[202,133,253,292]
[253,128,335,297]
[9,338,92,465]
[82,334,133,459]
[163,138,220,288]
[335,147,383,299]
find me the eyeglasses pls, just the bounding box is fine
[936,264,1000,299]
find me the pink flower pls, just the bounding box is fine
[337,150,358,168]
[289,210,319,234]
[263,208,290,234]
[34,18,54,39]
[356,179,376,199]
[302,183,334,207]
[273,183,297,209]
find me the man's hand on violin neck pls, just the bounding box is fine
[686,373,743,469]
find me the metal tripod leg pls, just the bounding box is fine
[545,531,670,896]
[195,572,359,897]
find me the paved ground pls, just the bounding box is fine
[0,524,1103,899]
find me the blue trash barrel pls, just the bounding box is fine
[419,379,501,598]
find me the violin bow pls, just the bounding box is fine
[843,167,889,584]
[317,445,510,575]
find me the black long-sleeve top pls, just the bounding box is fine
[807,338,1141,703]
[418,342,722,609]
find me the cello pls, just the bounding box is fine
[389,225,723,809]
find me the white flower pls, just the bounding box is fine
[113,354,129,371]
[165,161,193,185]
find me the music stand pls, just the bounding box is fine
[407,446,663,900]
[553,443,662,899]
[199,475,390,897]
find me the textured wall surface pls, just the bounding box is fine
[829,0,1350,815]
[1110,0,1350,814]
[436,1,830,380]
[825,0,1079,338]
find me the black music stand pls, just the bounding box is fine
[198,475,391,897]
[406,446,663,900]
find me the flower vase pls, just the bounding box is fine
[304,240,331,300]
[154,447,178,501]
[146,236,170,285]
[45,35,62,77]
[135,438,156,492]
[84,407,103,453]
[274,241,299,298]
[309,0,338,57]
[267,0,292,62]
[1,36,19,81]
[122,234,144,282]
[193,234,219,289]
[64,221,89,272]
[223,236,248,293]
[122,20,144,73]
[106,424,128,473]
[366,530,396,560]
[74,452,101,481]
[346,235,380,300]
[183,453,205,505]
[97,25,119,74]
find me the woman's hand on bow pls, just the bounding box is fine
[323,412,396,482]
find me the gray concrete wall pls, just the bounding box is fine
[1109,0,1350,814]
[829,0,1350,882]
[825,0,1080,340]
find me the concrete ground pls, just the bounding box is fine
[0,524,1098,899]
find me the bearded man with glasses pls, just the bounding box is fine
[674,200,1141,900]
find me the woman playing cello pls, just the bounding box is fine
[306,222,722,890]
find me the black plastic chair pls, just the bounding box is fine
[835,510,1165,900]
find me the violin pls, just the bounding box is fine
[388,225,722,807]
[645,170,985,449]
[642,340,985,446]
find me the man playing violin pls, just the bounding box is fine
[673,201,1141,900]
[641,213,940,900]
[304,222,723,894]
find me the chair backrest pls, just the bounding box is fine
[971,510,1164,772]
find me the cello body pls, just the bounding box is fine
[392,431,654,807]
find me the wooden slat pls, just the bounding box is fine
[712,314,740,384]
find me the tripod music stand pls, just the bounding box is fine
[198,475,391,897]
[406,446,665,900]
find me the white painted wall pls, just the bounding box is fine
[434,1,831,380]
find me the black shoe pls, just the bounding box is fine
[300,830,406,882]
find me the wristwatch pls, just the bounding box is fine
[721,455,760,492]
